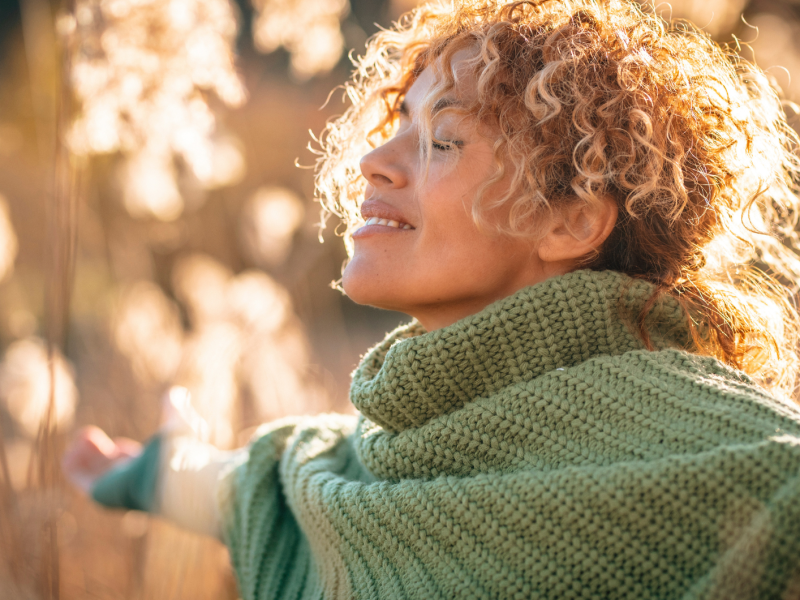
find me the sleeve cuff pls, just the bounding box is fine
[91,434,162,512]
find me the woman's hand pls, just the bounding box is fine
[62,426,142,495]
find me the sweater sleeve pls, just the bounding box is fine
[91,434,162,512]
[217,416,800,600]
[218,414,363,600]
[90,429,244,539]
[89,387,243,539]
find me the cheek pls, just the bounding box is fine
[417,217,513,284]
[418,179,473,233]
[419,187,486,255]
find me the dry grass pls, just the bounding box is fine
[0,1,389,597]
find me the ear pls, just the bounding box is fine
[537,196,618,263]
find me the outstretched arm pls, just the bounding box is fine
[62,387,241,539]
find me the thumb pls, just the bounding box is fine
[161,386,209,442]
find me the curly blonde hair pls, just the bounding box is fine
[315,0,800,397]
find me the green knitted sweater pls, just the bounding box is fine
[217,269,800,599]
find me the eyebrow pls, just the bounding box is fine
[398,96,463,118]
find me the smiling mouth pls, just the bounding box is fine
[364,217,414,230]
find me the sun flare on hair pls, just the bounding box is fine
[315,0,800,397]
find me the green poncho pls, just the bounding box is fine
[217,269,800,599]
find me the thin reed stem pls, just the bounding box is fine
[0,416,24,588]
[29,0,82,596]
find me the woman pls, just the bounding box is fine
[64,0,800,597]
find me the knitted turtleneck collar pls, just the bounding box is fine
[221,266,800,600]
[350,269,691,433]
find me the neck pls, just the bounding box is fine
[409,262,576,331]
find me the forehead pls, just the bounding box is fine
[403,47,480,113]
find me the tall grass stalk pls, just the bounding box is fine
[28,0,81,595]
[0,415,24,589]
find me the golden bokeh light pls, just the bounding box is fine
[172,253,234,326]
[0,195,18,283]
[112,281,185,385]
[140,253,331,446]
[0,337,77,438]
[657,0,747,36]
[60,0,246,220]
[252,0,350,79]
[239,186,305,267]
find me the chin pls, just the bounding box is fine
[342,258,404,311]
[342,259,383,307]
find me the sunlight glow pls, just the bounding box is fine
[657,0,747,37]
[60,0,246,220]
[252,0,349,79]
[0,338,77,438]
[240,186,304,267]
[112,281,184,384]
[0,195,18,283]
[162,254,328,445]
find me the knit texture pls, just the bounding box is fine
[219,270,800,599]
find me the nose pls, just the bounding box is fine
[359,138,408,189]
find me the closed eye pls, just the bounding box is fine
[432,139,464,151]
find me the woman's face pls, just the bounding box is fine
[342,54,565,330]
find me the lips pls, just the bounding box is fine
[359,199,415,230]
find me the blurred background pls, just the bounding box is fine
[0,0,799,597]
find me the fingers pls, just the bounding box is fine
[62,426,114,475]
[62,426,143,495]
[77,425,116,457]
[62,429,106,495]
[113,437,143,459]
[61,386,207,499]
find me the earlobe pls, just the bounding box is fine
[537,197,618,263]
